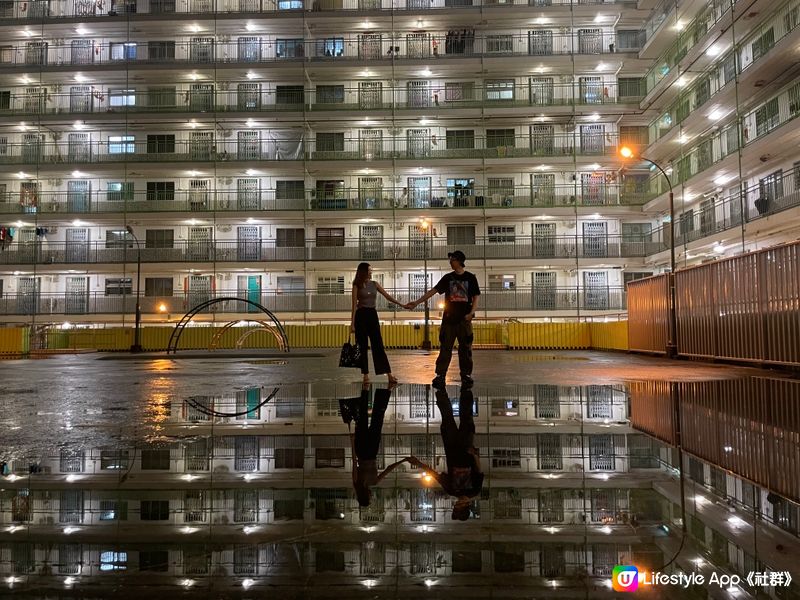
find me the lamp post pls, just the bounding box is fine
[125,225,143,353]
[420,218,432,350]
[620,146,678,358]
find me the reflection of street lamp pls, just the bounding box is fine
[420,218,431,350]
[620,146,677,357]
[125,225,143,353]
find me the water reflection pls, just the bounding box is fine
[0,376,798,598]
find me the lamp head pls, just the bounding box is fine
[619,146,635,159]
[125,225,134,235]
[419,219,429,231]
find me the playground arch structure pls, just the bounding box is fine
[166,297,290,354]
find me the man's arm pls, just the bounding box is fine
[466,294,479,321]
[350,433,357,485]
[408,287,439,309]
[376,458,410,483]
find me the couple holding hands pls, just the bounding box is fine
[349,250,481,386]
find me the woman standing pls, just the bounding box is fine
[351,262,403,384]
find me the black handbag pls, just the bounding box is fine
[339,336,362,368]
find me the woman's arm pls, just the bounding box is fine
[350,433,358,485]
[350,285,358,332]
[375,457,410,483]
[375,282,403,307]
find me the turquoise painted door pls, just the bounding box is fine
[238,275,261,312]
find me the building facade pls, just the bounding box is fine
[0,0,799,326]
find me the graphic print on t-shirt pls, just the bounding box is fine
[448,279,470,302]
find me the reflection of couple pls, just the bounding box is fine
[340,385,484,521]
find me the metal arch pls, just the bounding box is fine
[166,297,290,354]
[184,386,282,418]
[208,319,287,352]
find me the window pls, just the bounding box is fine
[107,182,134,202]
[751,27,775,61]
[316,37,344,57]
[140,550,169,572]
[110,42,137,60]
[316,85,344,104]
[486,128,515,148]
[148,41,175,61]
[109,135,135,154]
[140,500,169,520]
[275,447,304,469]
[445,129,475,150]
[315,448,345,468]
[109,88,136,107]
[755,97,780,136]
[276,228,305,247]
[485,80,515,101]
[316,132,344,152]
[146,181,175,202]
[145,230,174,249]
[489,274,516,290]
[447,224,476,245]
[100,449,130,470]
[276,85,304,105]
[276,180,304,201]
[105,278,132,296]
[105,230,133,249]
[141,448,170,470]
[486,34,513,54]
[100,551,127,571]
[317,276,345,295]
[60,449,85,473]
[487,177,514,204]
[618,77,642,99]
[147,87,176,108]
[488,225,515,243]
[276,38,304,58]
[0,91,9,110]
[315,227,345,247]
[145,278,174,297]
[146,134,175,154]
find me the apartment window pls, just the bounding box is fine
[0,91,9,110]
[141,448,170,470]
[755,97,780,136]
[276,228,305,247]
[276,180,304,201]
[146,134,175,153]
[316,37,344,57]
[316,132,344,152]
[751,27,775,61]
[317,276,345,295]
[316,85,344,104]
[445,129,475,149]
[148,41,175,61]
[140,500,169,520]
[447,224,476,245]
[109,135,135,154]
[105,230,133,249]
[140,550,169,572]
[60,449,85,473]
[100,551,127,571]
[109,88,136,107]
[146,181,175,202]
[487,177,514,203]
[316,227,345,247]
[110,42,137,60]
[489,274,516,290]
[445,81,475,102]
[147,87,176,108]
[145,278,174,297]
[145,230,174,249]
[101,450,130,470]
[105,278,132,296]
[485,80,515,101]
[486,128,515,148]
[107,181,134,202]
[276,85,303,105]
[99,500,128,521]
[616,30,643,51]
[488,225,515,243]
[276,38,304,58]
[486,34,513,54]
[275,447,304,469]
[315,447,345,468]
[617,77,642,98]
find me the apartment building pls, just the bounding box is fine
[0,0,798,325]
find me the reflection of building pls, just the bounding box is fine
[2,381,798,596]
[2,0,799,327]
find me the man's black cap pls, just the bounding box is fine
[448,250,466,264]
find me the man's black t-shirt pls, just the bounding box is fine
[434,271,481,323]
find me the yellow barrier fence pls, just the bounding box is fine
[20,322,632,353]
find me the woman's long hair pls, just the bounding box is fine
[353,262,371,288]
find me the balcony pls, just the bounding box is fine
[0,286,628,316]
[0,185,653,215]
[0,31,629,71]
[0,0,639,22]
[0,82,643,119]
[0,133,625,167]
[0,235,658,267]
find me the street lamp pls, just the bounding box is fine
[419,218,432,350]
[620,145,678,358]
[125,225,143,353]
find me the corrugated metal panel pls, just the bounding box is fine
[589,322,628,350]
[0,327,29,355]
[626,275,669,354]
[507,323,591,349]
[628,381,676,446]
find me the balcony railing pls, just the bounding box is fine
[0,134,625,166]
[0,286,628,316]
[0,235,659,266]
[0,32,628,69]
[0,0,638,22]
[0,83,643,119]
[649,0,800,143]
[0,185,654,215]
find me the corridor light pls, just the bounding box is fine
[64,577,76,587]
[705,44,722,57]
[181,579,195,588]
[424,579,436,587]
[63,527,79,534]
[242,579,255,589]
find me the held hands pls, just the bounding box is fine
[465,312,475,321]
[401,301,417,310]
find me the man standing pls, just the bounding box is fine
[408,250,480,387]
